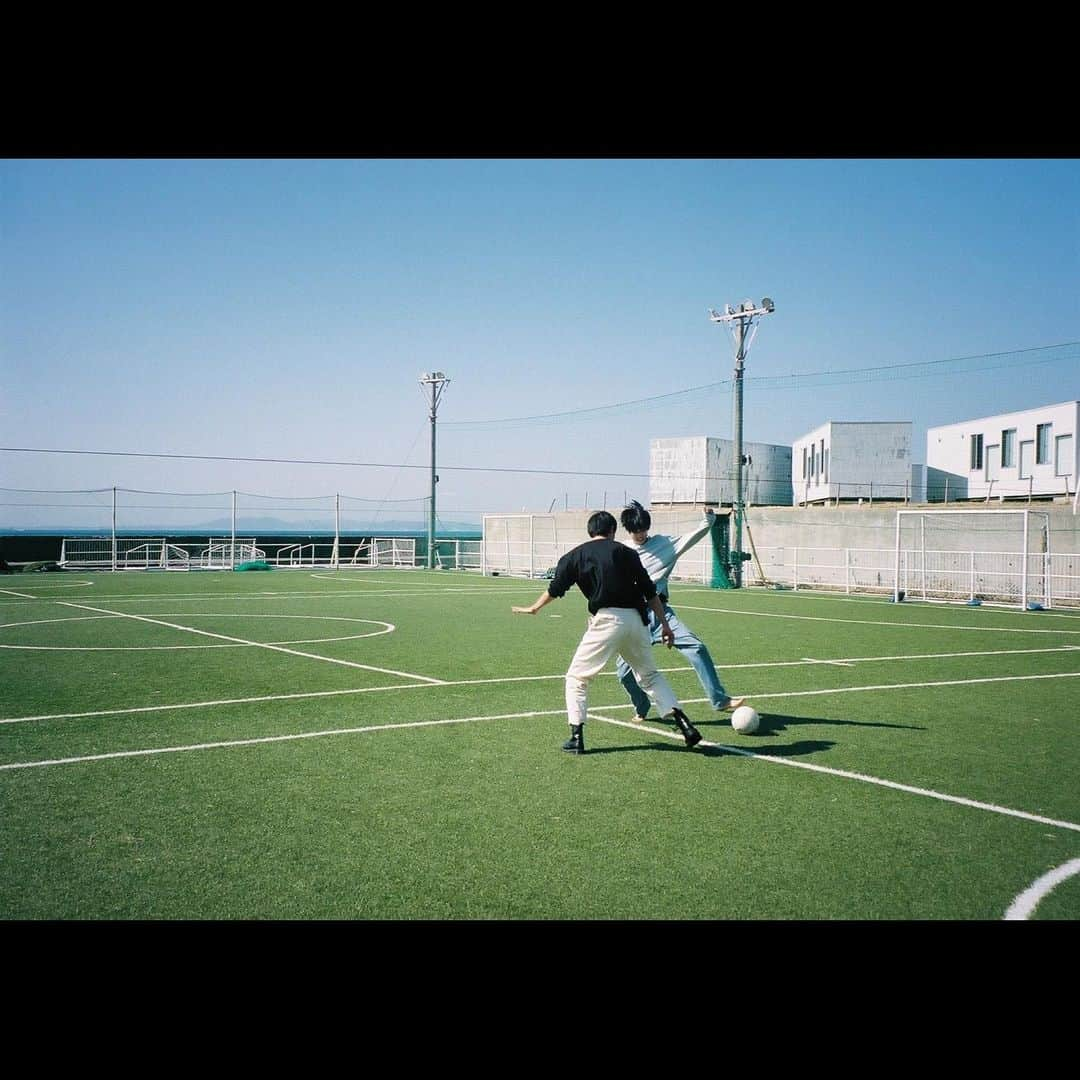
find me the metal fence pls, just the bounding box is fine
[748,545,1079,607]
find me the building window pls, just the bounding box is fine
[823,447,829,483]
[1056,434,1074,477]
[1036,423,1052,464]
[801,446,807,479]
[970,433,983,471]
[1019,440,1034,479]
[1002,429,1016,468]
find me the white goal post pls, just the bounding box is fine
[893,509,1051,609]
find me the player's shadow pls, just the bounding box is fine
[584,738,835,759]
[701,711,925,736]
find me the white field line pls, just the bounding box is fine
[673,584,1080,620]
[689,670,1080,704]
[0,708,569,770]
[0,612,393,651]
[802,657,854,667]
[0,587,38,599]
[0,585,537,605]
[55,601,445,684]
[585,712,1080,834]
[678,603,1080,636]
[5,648,1080,726]
[5,698,1080,842]
[1003,858,1080,920]
[0,581,94,592]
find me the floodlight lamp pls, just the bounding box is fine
[742,299,755,311]
[761,297,775,313]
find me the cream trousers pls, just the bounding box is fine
[565,608,679,726]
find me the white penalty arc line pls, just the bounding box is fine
[55,601,445,684]
[586,713,1080,835]
[678,604,1080,635]
[1003,858,1080,920]
[5,665,1080,727]
[0,612,395,651]
[0,587,38,599]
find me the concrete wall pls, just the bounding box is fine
[926,400,1079,500]
[482,506,723,583]
[740,503,1080,602]
[649,436,792,507]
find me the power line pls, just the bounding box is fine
[443,342,1080,429]
[0,447,651,480]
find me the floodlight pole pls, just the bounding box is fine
[419,371,450,569]
[708,298,775,588]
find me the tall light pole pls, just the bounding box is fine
[419,371,450,568]
[708,298,775,588]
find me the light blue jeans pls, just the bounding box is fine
[615,601,730,718]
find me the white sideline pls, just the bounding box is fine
[586,712,1080,835]
[678,604,1080,635]
[0,588,37,599]
[1003,858,1080,920]
[55,601,445,684]
[4,656,1080,726]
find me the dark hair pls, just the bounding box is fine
[587,510,617,538]
[620,500,651,534]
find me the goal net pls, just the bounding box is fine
[894,509,1051,609]
[372,537,416,567]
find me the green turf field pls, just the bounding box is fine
[2,568,1078,920]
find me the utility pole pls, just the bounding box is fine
[708,298,775,587]
[419,371,450,569]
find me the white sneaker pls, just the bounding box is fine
[722,697,746,711]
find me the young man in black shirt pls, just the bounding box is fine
[512,510,702,754]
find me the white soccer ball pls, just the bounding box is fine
[731,705,760,734]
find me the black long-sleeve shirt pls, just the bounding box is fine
[547,538,658,623]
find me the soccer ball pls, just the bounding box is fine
[731,705,760,734]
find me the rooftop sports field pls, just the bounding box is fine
[2,568,1078,920]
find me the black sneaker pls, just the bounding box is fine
[669,708,702,749]
[562,725,585,754]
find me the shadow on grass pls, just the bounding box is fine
[700,710,924,735]
[580,738,835,759]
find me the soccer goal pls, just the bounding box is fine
[372,537,417,567]
[894,509,1051,609]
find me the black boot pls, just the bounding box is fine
[669,708,702,748]
[562,724,585,754]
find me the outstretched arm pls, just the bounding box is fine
[512,590,555,615]
[670,508,717,562]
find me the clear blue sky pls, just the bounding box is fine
[2,158,1077,529]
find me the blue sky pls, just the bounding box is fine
[1,158,1076,529]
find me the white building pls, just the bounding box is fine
[793,421,922,505]
[926,400,1078,501]
[649,437,792,507]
